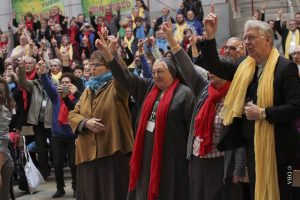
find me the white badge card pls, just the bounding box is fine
[12,108,16,115]
[146,121,155,132]
[42,100,47,107]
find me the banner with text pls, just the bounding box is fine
[81,0,134,17]
[12,0,64,22]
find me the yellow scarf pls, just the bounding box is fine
[221,48,280,200]
[174,22,188,43]
[284,29,300,58]
[124,36,135,53]
[51,71,62,82]
[139,7,145,19]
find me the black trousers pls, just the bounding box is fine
[246,142,293,200]
[52,137,76,191]
[33,122,51,177]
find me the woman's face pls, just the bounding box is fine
[151,61,174,90]
[4,73,12,83]
[50,63,61,75]
[90,59,108,77]
[5,65,14,74]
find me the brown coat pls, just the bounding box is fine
[69,80,133,165]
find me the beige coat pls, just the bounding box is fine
[69,80,133,165]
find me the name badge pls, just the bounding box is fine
[12,108,16,115]
[42,100,47,107]
[146,121,155,132]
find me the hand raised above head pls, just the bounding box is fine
[203,4,218,40]
[37,59,47,75]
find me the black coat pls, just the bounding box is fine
[199,39,300,164]
[198,39,300,199]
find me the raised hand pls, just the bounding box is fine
[95,33,113,62]
[108,33,119,51]
[162,22,173,39]
[203,4,218,40]
[37,59,47,75]
[138,39,144,54]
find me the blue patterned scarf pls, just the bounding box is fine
[86,72,113,93]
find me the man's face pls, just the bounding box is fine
[125,28,132,38]
[176,14,184,24]
[289,20,297,32]
[187,11,195,21]
[78,15,84,23]
[162,8,169,17]
[243,28,271,63]
[295,14,300,25]
[224,38,244,62]
[156,30,166,40]
[74,69,83,78]
[134,52,141,66]
[292,47,300,65]
[25,57,35,73]
[268,20,275,29]
[105,6,111,15]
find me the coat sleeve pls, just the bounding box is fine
[68,90,88,133]
[174,48,207,97]
[266,62,300,123]
[107,58,151,107]
[17,67,34,92]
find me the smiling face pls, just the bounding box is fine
[151,60,174,90]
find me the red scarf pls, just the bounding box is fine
[0,42,7,49]
[105,14,112,23]
[129,79,179,200]
[69,26,78,45]
[58,94,75,126]
[52,15,60,24]
[194,82,231,156]
[25,21,33,31]
[25,68,37,80]
[19,86,28,112]
[84,31,92,51]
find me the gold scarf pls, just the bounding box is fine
[51,71,62,82]
[284,29,300,58]
[124,36,135,52]
[174,23,188,43]
[139,7,145,19]
[221,48,280,200]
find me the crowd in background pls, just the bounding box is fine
[0,0,300,200]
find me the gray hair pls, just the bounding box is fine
[50,58,62,66]
[244,20,274,45]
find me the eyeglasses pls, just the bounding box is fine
[223,45,237,51]
[152,69,167,76]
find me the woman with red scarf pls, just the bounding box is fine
[163,23,246,200]
[38,63,77,198]
[96,34,195,200]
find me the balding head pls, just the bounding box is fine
[223,37,245,62]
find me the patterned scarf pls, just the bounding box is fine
[86,72,113,93]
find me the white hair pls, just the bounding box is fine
[244,20,274,45]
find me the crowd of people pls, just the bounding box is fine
[0,0,300,200]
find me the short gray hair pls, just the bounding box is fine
[244,20,274,45]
